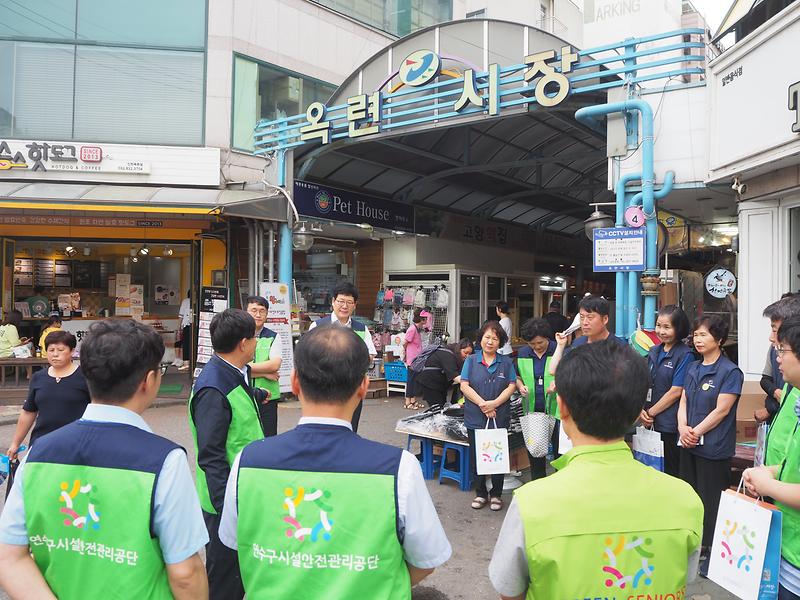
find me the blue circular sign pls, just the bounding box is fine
[399,50,441,87]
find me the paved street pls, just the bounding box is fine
[0,395,733,599]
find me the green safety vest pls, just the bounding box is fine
[517,355,558,418]
[766,384,800,466]
[189,381,264,514]
[23,462,173,599]
[778,420,800,567]
[237,468,409,599]
[515,441,703,600]
[253,334,280,402]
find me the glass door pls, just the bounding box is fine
[486,276,505,323]
[459,273,481,341]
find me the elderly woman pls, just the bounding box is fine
[6,331,90,462]
[461,321,517,512]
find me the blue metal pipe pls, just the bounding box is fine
[614,172,641,337]
[276,150,294,290]
[576,99,658,329]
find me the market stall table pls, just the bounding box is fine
[0,357,49,387]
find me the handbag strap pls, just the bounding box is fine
[484,417,498,430]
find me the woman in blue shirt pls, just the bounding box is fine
[678,314,743,575]
[640,305,694,477]
[460,320,517,512]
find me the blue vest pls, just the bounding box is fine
[238,423,403,539]
[770,345,785,391]
[647,342,693,434]
[463,353,514,429]
[27,420,181,535]
[683,355,742,460]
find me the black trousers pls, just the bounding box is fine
[181,325,191,358]
[419,384,448,410]
[351,399,363,433]
[679,450,731,548]
[203,510,244,600]
[659,431,680,478]
[468,428,504,498]
[780,585,800,600]
[258,398,278,438]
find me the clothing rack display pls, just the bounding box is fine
[373,283,450,343]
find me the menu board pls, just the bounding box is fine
[34,259,54,287]
[13,258,33,286]
[195,286,228,378]
[73,261,103,288]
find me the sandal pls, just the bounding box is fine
[490,498,504,511]
[471,497,488,510]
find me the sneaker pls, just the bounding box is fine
[171,359,182,367]
[177,362,190,372]
[698,549,710,578]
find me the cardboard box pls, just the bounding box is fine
[736,419,759,443]
[736,380,766,420]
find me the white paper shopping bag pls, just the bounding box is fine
[475,419,510,475]
[708,489,780,600]
[632,427,664,472]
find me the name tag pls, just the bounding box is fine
[646,389,652,404]
[538,377,543,386]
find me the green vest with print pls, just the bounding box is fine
[236,453,409,598]
[22,422,177,599]
[777,420,800,567]
[515,442,703,600]
[766,384,800,467]
[517,356,558,418]
[253,334,280,402]
[189,357,265,514]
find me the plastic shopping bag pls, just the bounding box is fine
[754,423,768,467]
[632,426,665,472]
[708,488,781,600]
[475,419,510,475]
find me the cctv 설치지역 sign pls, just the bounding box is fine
[592,227,645,272]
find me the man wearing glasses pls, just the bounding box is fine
[309,282,376,432]
[246,296,282,437]
[0,319,209,599]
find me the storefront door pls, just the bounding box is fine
[1,238,14,317]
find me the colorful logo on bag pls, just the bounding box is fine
[602,535,655,590]
[480,440,505,464]
[58,479,100,530]
[314,190,332,213]
[283,487,333,543]
[719,520,756,571]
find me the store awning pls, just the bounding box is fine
[713,0,760,41]
[0,181,286,221]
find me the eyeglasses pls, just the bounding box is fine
[158,364,169,376]
[248,308,267,316]
[775,346,791,356]
[334,299,355,307]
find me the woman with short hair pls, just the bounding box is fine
[461,321,518,511]
[6,330,90,462]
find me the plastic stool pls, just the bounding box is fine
[406,435,439,480]
[438,442,472,491]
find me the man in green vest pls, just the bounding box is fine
[246,295,282,437]
[218,325,451,599]
[761,295,800,466]
[189,308,265,600]
[490,340,703,600]
[745,315,800,599]
[0,318,209,599]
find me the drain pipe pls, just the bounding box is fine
[614,172,641,338]
[267,222,275,282]
[576,99,657,329]
[627,171,675,331]
[276,149,294,291]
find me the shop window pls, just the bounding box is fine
[311,0,452,37]
[74,46,204,145]
[459,274,481,341]
[232,55,336,152]
[0,1,77,41]
[791,207,800,293]
[0,41,75,139]
[76,0,205,48]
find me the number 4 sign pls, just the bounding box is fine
[624,206,646,228]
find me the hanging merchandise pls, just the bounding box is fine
[373,308,382,322]
[391,308,403,330]
[372,332,384,352]
[402,287,414,305]
[436,285,449,309]
[376,286,385,306]
[384,287,394,302]
[393,291,403,307]
[414,286,426,308]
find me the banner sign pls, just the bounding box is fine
[294,180,414,233]
[592,227,645,272]
[259,282,295,394]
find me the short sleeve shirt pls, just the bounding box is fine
[460,352,517,429]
